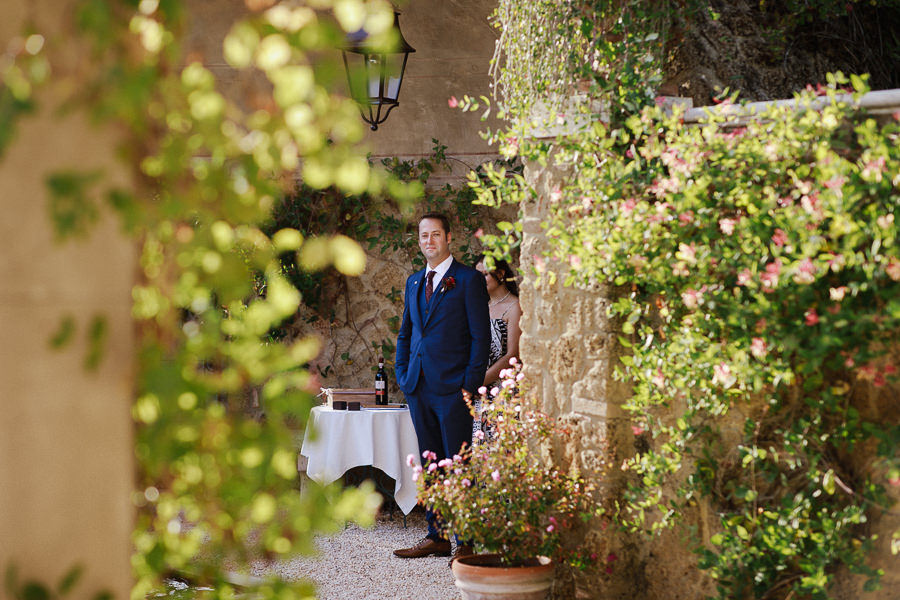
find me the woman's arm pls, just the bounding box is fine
[482,300,522,386]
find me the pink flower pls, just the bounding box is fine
[569,254,582,268]
[889,476,900,487]
[631,425,645,436]
[877,214,894,229]
[550,188,562,203]
[533,255,546,273]
[443,479,452,487]
[477,386,487,395]
[546,524,555,532]
[793,257,817,284]
[829,286,848,301]
[625,147,634,158]
[619,198,637,216]
[474,430,485,441]
[491,470,501,482]
[438,458,453,468]
[677,242,697,264]
[406,454,416,467]
[737,268,752,286]
[713,362,735,388]
[447,96,459,108]
[422,450,437,461]
[719,218,736,235]
[651,369,665,388]
[474,228,484,239]
[750,337,767,359]
[801,192,824,221]
[427,463,438,473]
[804,308,820,326]
[462,478,471,487]
[873,373,886,387]
[761,260,782,291]
[771,228,788,248]
[490,387,500,397]
[823,175,847,191]
[886,258,900,281]
[858,364,877,380]
[679,211,694,225]
[861,156,886,182]
[681,288,703,309]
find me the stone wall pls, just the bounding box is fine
[295,199,516,397]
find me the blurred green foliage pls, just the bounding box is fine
[1,0,416,598]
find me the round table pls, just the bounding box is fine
[300,405,422,514]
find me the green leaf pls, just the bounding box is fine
[83,314,107,371]
[57,565,83,595]
[22,582,50,600]
[45,170,103,240]
[48,315,76,349]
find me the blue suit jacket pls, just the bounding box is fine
[395,258,491,397]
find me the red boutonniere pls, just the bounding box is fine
[442,276,456,292]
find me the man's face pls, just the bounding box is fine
[418,218,451,266]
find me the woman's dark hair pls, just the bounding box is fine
[473,254,519,297]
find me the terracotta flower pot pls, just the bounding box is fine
[451,554,554,600]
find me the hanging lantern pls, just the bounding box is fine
[341,11,415,131]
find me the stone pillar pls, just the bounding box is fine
[519,153,636,598]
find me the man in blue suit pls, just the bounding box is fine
[392,213,490,561]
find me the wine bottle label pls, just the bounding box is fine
[375,381,385,390]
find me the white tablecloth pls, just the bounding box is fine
[300,405,422,514]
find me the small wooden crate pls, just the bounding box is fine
[324,388,378,408]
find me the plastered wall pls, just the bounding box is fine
[0,3,135,598]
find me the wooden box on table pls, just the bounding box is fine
[324,388,378,408]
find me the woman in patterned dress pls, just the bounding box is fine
[472,256,521,441]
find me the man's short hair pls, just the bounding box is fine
[419,212,451,235]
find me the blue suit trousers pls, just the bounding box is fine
[406,374,473,540]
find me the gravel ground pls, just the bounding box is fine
[251,509,459,600]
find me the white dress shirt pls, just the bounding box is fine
[426,254,453,289]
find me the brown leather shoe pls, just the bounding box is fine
[393,537,451,558]
[448,544,474,566]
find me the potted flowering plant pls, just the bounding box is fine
[413,360,604,599]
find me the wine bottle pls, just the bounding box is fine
[375,358,388,405]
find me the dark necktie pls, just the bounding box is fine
[425,270,436,303]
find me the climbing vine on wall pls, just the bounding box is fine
[467,0,900,598]
[535,77,900,598]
